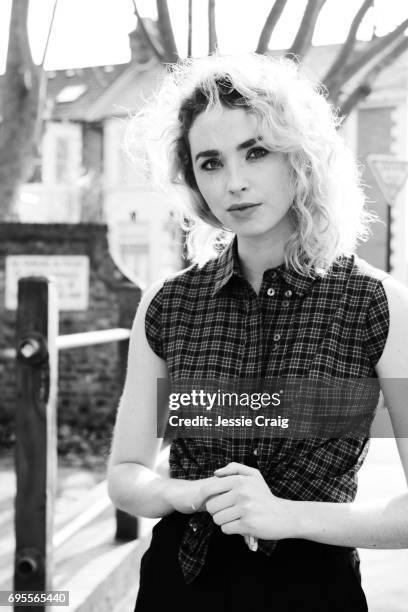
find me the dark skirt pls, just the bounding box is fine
[134,511,368,612]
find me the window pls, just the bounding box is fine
[56,137,70,183]
[42,122,82,185]
[56,85,87,104]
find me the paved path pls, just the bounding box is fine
[355,437,408,611]
[1,436,407,611]
[113,437,408,612]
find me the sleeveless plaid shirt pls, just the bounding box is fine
[145,236,389,583]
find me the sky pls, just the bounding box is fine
[0,0,407,72]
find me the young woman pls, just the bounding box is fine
[107,54,408,611]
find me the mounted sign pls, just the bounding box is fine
[367,155,408,205]
[5,255,89,310]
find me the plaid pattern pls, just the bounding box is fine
[145,236,389,584]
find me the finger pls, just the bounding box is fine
[191,498,206,513]
[248,536,258,552]
[220,519,243,536]
[205,490,236,515]
[200,474,241,501]
[214,462,255,477]
[212,505,241,527]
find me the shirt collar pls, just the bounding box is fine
[211,235,320,298]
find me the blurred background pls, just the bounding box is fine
[0,1,407,610]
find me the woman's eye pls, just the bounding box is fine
[247,147,268,160]
[201,158,221,171]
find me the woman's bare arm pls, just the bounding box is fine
[275,276,408,547]
[107,280,216,518]
[203,277,408,547]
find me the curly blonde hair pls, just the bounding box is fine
[125,53,375,273]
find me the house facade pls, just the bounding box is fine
[300,43,408,284]
[15,22,180,289]
[7,24,408,286]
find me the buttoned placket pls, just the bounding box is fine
[258,272,303,387]
[263,274,287,355]
[241,286,264,378]
[247,272,284,463]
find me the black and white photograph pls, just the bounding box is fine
[0,1,408,610]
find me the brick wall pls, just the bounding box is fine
[0,223,140,452]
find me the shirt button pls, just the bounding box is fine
[253,447,259,456]
[272,343,279,352]
[282,300,290,307]
[267,288,275,297]
[273,333,281,341]
[270,271,277,279]
[284,289,293,298]
[189,519,198,532]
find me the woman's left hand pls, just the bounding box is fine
[201,462,297,541]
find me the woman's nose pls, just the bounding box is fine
[226,161,249,193]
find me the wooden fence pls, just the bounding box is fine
[13,275,141,611]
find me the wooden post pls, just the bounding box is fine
[14,277,58,611]
[114,282,142,541]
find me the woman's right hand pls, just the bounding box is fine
[165,476,258,551]
[165,476,220,514]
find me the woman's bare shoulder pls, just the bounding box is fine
[376,276,408,378]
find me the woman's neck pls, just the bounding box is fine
[236,235,286,293]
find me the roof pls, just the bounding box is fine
[74,59,165,122]
[45,63,130,121]
[43,42,408,121]
[270,41,408,97]
[0,39,407,124]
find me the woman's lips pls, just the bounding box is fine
[227,203,262,216]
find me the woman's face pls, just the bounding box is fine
[188,106,295,242]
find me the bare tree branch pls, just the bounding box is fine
[286,0,327,59]
[323,0,373,86]
[339,34,408,117]
[255,0,288,54]
[208,0,218,54]
[34,0,58,149]
[343,16,408,76]
[328,17,408,100]
[40,0,58,66]
[131,0,164,62]
[187,0,192,57]
[139,0,408,124]
[156,0,179,63]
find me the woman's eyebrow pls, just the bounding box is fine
[194,137,263,162]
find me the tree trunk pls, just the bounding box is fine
[208,0,218,55]
[187,0,192,57]
[256,0,288,54]
[287,0,327,59]
[156,0,179,63]
[323,0,373,86]
[0,0,46,221]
